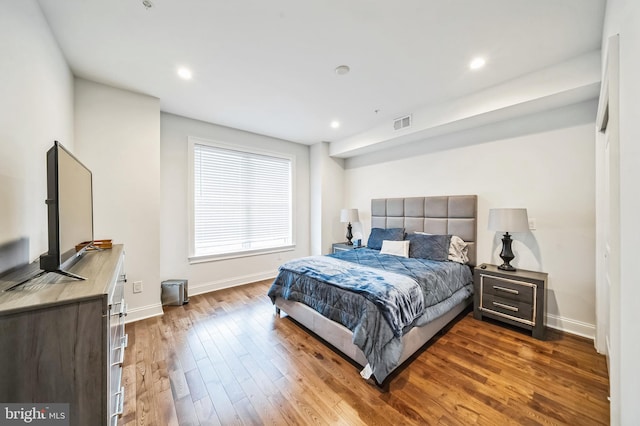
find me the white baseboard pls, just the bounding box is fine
[189,271,277,296]
[125,302,163,324]
[122,284,597,344]
[546,313,595,340]
[123,272,276,323]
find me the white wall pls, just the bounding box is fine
[74,78,162,322]
[601,1,640,423]
[0,0,74,270]
[344,100,597,337]
[310,142,346,255]
[160,112,310,295]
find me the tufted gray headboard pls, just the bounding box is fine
[371,195,478,266]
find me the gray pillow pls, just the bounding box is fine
[407,233,452,261]
[367,228,405,250]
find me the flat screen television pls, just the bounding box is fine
[38,141,94,280]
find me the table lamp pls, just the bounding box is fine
[340,208,359,245]
[488,208,529,271]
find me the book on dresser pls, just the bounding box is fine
[0,244,128,426]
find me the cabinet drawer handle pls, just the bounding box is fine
[111,300,127,317]
[492,285,519,295]
[492,301,519,312]
[111,386,125,420]
[111,334,128,367]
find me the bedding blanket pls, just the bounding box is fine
[267,248,473,382]
[273,255,424,337]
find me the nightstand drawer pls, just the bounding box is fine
[480,275,534,303]
[481,294,533,323]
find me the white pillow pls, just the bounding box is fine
[380,240,410,258]
[448,235,469,264]
[415,232,469,264]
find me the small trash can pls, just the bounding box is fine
[161,279,189,306]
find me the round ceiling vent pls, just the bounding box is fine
[334,65,350,75]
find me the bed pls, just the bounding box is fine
[268,195,477,385]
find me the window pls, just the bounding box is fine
[189,138,294,261]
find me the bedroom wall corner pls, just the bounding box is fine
[310,142,346,255]
[74,78,163,323]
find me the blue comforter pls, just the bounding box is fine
[267,248,473,382]
[274,255,424,337]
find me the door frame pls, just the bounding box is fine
[595,34,619,418]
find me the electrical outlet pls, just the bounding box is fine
[133,281,143,293]
[528,218,537,230]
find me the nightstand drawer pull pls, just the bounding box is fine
[492,301,519,312]
[492,285,519,295]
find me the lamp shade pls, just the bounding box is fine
[340,208,359,223]
[488,208,529,233]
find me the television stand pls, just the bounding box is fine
[4,269,86,292]
[0,245,127,425]
[50,268,86,281]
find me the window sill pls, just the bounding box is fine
[188,245,296,264]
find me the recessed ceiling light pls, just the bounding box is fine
[330,121,340,129]
[334,65,350,75]
[469,57,486,70]
[177,67,192,80]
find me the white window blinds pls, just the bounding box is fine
[192,142,292,258]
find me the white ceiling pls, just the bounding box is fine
[36,0,606,145]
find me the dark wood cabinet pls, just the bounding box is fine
[0,245,127,425]
[473,264,547,339]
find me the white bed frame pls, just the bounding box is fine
[274,195,478,383]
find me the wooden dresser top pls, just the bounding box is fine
[0,244,123,316]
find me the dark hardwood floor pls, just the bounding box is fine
[119,280,609,425]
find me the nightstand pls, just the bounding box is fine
[473,264,547,340]
[331,243,360,253]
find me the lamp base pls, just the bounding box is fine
[345,222,353,245]
[498,232,516,272]
[498,263,516,272]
